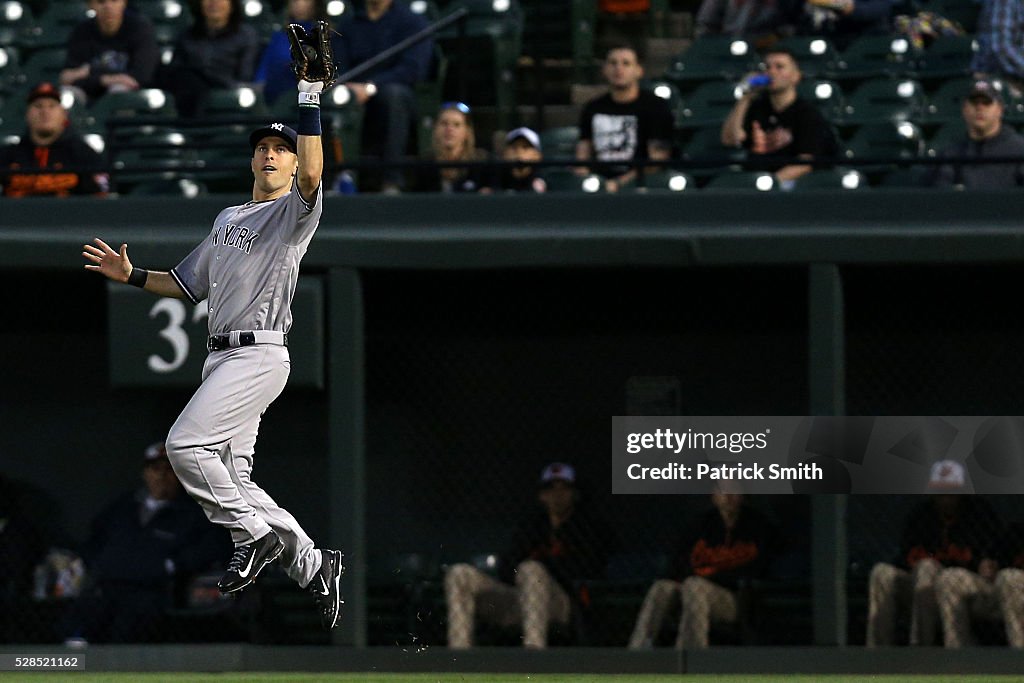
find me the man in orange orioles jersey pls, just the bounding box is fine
[628,482,777,649]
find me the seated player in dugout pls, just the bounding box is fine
[0,83,108,198]
[628,482,778,649]
[445,463,612,648]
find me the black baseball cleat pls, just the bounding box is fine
[218,530,285,594]
[309,549,344,630]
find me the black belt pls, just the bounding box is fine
[207,331,288,352]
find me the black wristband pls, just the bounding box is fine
[127,267,149,288]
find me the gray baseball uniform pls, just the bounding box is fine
[164,182,324,588]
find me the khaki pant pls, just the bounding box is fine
[627,576,738,649]
[444,560,571,649]
[997,568,1024,648]
[937,567,1024,648]
[866,559,941,646]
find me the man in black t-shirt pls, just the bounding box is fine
[721,48,836,186]
[576,45,674,193]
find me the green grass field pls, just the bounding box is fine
[3,675,1023,683]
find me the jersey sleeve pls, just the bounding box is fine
[282,182,323,246]
[170,228,215,304]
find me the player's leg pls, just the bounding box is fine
[444,563,517,648]
[996,568,1024,647]
[936,567,989,647]
[677,575,738,649]
[628,578,681,649]
[514,560,570,649]
[910,557,942,645]
[866,562,910,646]
[165,346,290,592]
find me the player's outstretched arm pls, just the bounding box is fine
[82,238,186,299]
[288,20,332,201]
[296,123,323,200]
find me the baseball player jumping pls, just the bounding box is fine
[81,23,343,630]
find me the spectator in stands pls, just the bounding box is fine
[59,0,159,103]
[255,0,329,105]
[160,0,260,118]
[0,83,109,198]
[332,0,432,193]
[866,461,1003,647]
[973,0,1024,96]
[627,483,777,649]
[575,45,674,193]
[721,47,837,187]
[63,442,231,644]
[445,463,610,649]
[694,0,796,47]
[929,78,1024,189]
[414,101,488,193]
[798,0,901,50]
[481,126,547,193]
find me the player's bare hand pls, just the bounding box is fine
[82,238,132,283]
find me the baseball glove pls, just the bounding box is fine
[287,21,337,88]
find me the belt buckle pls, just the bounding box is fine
[207,336,215,352]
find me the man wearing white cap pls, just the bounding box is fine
[866,461,1003,647]
[445,462,609,648]
[494,127,547,193]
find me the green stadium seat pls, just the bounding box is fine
[682,125,745,176]
[878,166,930,187]
[923,122,965,159]
[829,34,918,83]
[319,87,363,163]
[676,80,740,129]
[702,170,776,191]
[10,47,65,92]
[797,78,845,122]
[541,168,606,192]
[842,121,923,178]
[201,86,268,118]
[520,0,596,81]
[791,167,867,190]
[409,0,441,20]
[837,78,926,126]
[0,45,20,92]
[415,43,448,157]
[108,129,193,189]
[0,1,34,50]
[539,125,578,159]
[918,76,974,126]
[664,36,756,91]
[775,36,841,79]
[646,79,685,129]
[19,2,90,51]
[133,0,193,28]
[912,35,975,84]
[84,89,177,128]
[630,170,695,193]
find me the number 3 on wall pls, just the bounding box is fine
[147,299,209,373]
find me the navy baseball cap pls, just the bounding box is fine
[249,123,298,153]
[967,78,1005,105]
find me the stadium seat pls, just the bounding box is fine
[918,76,974,126]
[519,0,596,82]
[645,79,685,128]
[0,45,19,92]
[201,86,268,118]
[682,125,746,176]
[915,0,980,33]
[676,80,741,129]
[415,43,449,157]
[837,78,926,126]
[663,36,757,90]
[775,36,841,79]
[541,168,606,192]
[878,166,930,187]
[10,48,66,92]
[912,35,975,84]
[791,167,867,190]
[85,89,177,128]
[842,121,923,178]
[108,129,193,189]
[630,169,695,193]
[797,78,845,122]
[923,122,964,158]
[133,0,192,28]
[129,177,208,197]
[409,0,441,20]
[539,125,578,159]
[320,86,363,163]
[19,1,90,51]
[829,34,918,83]
[702,170,776,191]
[0,1,33,49]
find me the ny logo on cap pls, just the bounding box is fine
[271,123,285,131]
